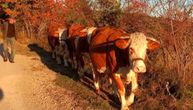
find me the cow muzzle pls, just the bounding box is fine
[132,58,146,73]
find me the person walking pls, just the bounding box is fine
[2,17,16,63]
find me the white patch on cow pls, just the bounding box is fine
[129,70,138,91]
[112,75,127,110]
[93,73,100,90]
[133,60,146,73]
[126,70,138,106]
[121,94,127,110]
[86,27,97,44]
[120,36,130,39]
[94,82,99,90]
[97,66,106,73]
[80,27,97,44]
[127,92,135,106]
[58,28,67,41]
[129,32,148,73]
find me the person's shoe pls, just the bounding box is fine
[10,60,14,63]
[3,58,7,62]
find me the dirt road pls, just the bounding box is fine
[0,54,76,110]
[0,42,114,110]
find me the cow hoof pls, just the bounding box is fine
[95,89,100,94]
[126,98,134,106]
[121,107,130,110]
[121,106,130,110]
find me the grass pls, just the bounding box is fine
[54,74,113,110]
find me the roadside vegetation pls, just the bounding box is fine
[1,0,193,109]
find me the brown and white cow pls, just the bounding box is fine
[47,26,61,63]
[89,27,160,110]
[57,24,86,69]
[58,24,97,76]
[70,26,97,76]
[56,27,71,66]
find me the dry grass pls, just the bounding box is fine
[54,74,113,110]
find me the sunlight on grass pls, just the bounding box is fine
[54,74,111,109]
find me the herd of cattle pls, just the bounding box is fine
[47,24,161,110]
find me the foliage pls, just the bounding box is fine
[1,0,193,109]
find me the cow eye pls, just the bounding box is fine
[129,48,134,55]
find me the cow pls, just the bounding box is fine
[47,26,59,58]
[89,27,160,110]
[47,25,64,64]
[56,28,73,67]
[58,24,97,77]
[57,24,86,69]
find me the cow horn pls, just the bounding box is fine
[80,28,87,32]
[119,36,130,40]
[146,37,160,44]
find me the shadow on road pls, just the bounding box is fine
[28,43,79,81]
[0,88,4,101]
[0,43,4,60]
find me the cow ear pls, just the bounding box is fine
[147,37,160,50]
[115,37,130,49]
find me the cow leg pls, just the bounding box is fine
[63,53,69,67]
[93,69,100,93]
[77,55,85,78]
[125,71,132,84]
[68,51,77,69]
[63,59,68,67]
[55,46,62,64]
[126,70,138,106]
[67,57,73,68]
[63,52,73,67]
[112,73,129,110]
[52,51,56,59]
[56,56,62,64]
[112,79,119,100]
[73,55,78,69]
[62,43,70,67]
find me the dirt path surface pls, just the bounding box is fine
[0,42,115,110]
[0,54,77,110]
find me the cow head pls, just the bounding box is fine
[115,32,160,73]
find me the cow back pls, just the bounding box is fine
[90,27,128,52]
[68,24,86,38]
[89,27,130,73]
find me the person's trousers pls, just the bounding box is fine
[3,37,16,61]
